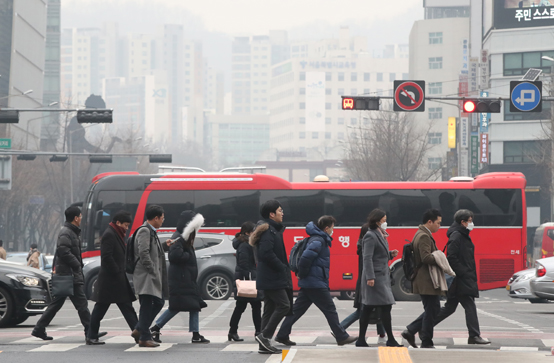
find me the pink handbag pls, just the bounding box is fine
[236,278,258,298]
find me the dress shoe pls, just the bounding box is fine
[131,329,140,344]
[191,335,210,344]
[98,332,107,338]
[355,338,369,347]
[420,344,435,349]
[338,335,358,346]
[468,336,490,345]
[386,340,403,347]
[401,330,417,348]
[138,340,160,348]
[275,336,296,346]
[31,329,53,341]
[228,333,244,342]
[86,338,105,345]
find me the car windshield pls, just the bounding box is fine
[6,254,28,264]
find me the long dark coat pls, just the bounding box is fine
[233,235,262,301]
[167,237,207,312]
[446,223,479,298]
[92,225,136,303]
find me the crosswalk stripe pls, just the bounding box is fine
[103,336,137,344]
[222,344,259,352]
[541,339,554,347]
[124,343,174,352]
[29,344,82,352]
[499,347,538,351]
[12,336,65,344]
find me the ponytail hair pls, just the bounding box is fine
[236,221,255,239]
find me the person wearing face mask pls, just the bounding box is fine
[275,216,357,347]
[357,209,400,347]
[428,209,490,345]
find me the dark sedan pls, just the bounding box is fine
[0,259,51,327]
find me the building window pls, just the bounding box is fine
[326,72,332,81]
[338,88,345,95]
[402,73,409,80]
[325,88,331,95]
[428,157,442,170]
[503,51,554,76]
[428,132,442,144]
[299,132,306,139]
[429,82,442,95]
[504,141,544,163]
[429,32,443,44]
[338,72,345,81]
[300,102,305,109]
[299,117,306,124]
[300,72,306,81]
[376,73,383,82]
[428,107,442,119]
[351,73,357,81]
[389,73,396,82]
[338,118,345,125]
[429,57,443,69]
[364,73,370,82]
[350,89,357,96]
[363,88,370,94]
[325,132,331,139]
[299,88,306,95]
[338,132,345,140]
[350,118,357,125]
[325,102,331,110]
[325,117,331,124]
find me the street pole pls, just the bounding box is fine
[69,131,73,204]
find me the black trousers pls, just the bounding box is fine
[229,300,262,334]
[88,301,139,339]
[406,295,441,346]
[277,288,348,342]
[34,284,90,334]
[137,295,164,341]
[406,295,481,339]
[261,289,290,339]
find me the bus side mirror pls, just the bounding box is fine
[95,210,104,230]
[547,229,554,241]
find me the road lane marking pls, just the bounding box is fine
[282,348,296,363]
[476,308,544,334]
[378,346,412,363]
[29,344,82,352]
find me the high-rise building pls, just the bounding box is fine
[0,0,47,148]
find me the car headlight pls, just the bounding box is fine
[6,274,41,287]
[516,274,532,282]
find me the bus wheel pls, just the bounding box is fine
[202,272,232,300]
[391,266,420,302]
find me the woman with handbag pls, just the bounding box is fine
[228,221,262,341]
[357,209,401,347]
[150,211,210,344]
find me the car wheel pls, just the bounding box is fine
[391,265,421,302]
[86,274,98,300]
[529,298,550,303]
[0,287,14,327]
[338,291,356,300]
[9,315,28,326]
[202,272,232,300]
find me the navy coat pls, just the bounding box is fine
[297,222,332,289]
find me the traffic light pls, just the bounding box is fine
[77,109,113,123]
[462,99,501,113]
[149,154,172,163]
[341,96,380,111]
[89,155,112,163]
[0,110,19,123]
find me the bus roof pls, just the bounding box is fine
[91,171,526,191]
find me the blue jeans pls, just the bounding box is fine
[340,306,386,336]
[156,309,199,332]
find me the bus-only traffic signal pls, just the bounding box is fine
[462,99,501,113]
[341,96,380,111]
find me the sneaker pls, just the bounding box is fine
[468,336,490,345]
[275,336,296,346]
[338,335,358,346]
[401,329,417,348]
[258,344,281,354]
[191,335,210,344]
[256,333,273,351]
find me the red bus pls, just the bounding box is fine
[81,171,527,301]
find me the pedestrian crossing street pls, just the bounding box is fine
[1,332,553,352]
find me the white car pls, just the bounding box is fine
[530,256,554,301]
[506,268,548,303]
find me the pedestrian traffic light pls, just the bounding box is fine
[341,96,380,111]
[77,109,113,123]
[462,99,501,113]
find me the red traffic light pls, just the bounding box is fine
[342,97,354,110]
[463,100,476,113]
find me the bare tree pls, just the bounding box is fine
[343,108,443,181]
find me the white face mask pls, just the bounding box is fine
[328,230,333,237]
[466,222,474,231]
[380,222,388,230]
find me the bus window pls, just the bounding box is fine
[146,190,194,227]
[194,190,259,227]
[261,190,324,227]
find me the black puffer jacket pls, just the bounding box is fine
[167,237,207,312]
[249,219,292,291]
[233,235,257,280]
[446,223,479,298]
[54,222,85,285]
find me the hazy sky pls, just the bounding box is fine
[64,0,423,36]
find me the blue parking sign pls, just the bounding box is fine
[510,81,542,112]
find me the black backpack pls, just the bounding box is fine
[402,238,420,282]
[125,226,148,274]
[289,237,311,274]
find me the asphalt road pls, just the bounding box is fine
[0,288,553,363]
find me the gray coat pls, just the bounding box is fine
[132,222,169,299]
[360,229,395,306]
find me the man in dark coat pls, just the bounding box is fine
[87,211,139,345]
[249,200,290,355]
[276,216,357,346]
[32,206,104,341]
[402,209,443,348]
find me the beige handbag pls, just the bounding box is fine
[236,274,258,298]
